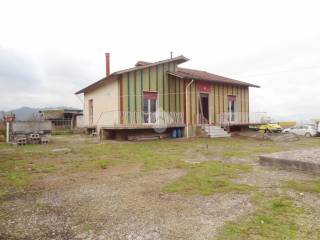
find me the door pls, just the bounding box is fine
[143,92,157,124]
[228,96,236,122]
[198,93,209,124]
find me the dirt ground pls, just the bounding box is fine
[0,167,253,240]
[0,135,319,240]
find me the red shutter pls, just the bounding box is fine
[197,82,210,92]
[228,95,236,101]
[143,91,157,100]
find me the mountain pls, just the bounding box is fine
[0,107,40,121]
[0,106,81,121]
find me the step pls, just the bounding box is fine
[206,129,227,134]
[209,134,231,138]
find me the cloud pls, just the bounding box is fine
[0,47,41,91]
[0,47,89,110]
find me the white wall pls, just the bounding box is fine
[83,80,119,130]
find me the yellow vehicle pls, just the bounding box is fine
[250,123,282,133]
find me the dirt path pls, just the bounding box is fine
[0,167,253,240]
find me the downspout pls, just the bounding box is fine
[186,79,194,138]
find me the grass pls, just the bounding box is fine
[162,161,254,195]
[0,134,319,238]
[285,180,320,193]
[0,134,318,197]
[52,129,73,135]
[216,194,316,240]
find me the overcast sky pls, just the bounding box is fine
[0,0,319,121]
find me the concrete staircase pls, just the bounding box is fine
[202,125,231,138]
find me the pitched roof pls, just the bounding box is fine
[168,67,259,88]
[135,61,151,67]
[112,55,189,75]
[76,55,189,94]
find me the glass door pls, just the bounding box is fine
[143,92,157,124]
[228,96,236,122]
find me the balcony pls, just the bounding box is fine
[216,112,268,127]
[94,111,185,129]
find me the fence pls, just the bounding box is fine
[94,111,184,127]
[216,112,268,126]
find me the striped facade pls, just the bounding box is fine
[118,62,249,126]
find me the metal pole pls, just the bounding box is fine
[186,79,194,138]
[6,122,9,143]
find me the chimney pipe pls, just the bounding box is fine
[105,53,110,77]
[170,51,173,59]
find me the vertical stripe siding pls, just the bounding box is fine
[141,70,144,113]
[156,65,159,91]
[148,66,151,91]
[119,75,123,124]
[127,73,130,122]
[190,82,192,124]
[119,63,251,129]
[168,63,171,112]
[162,64,165,111]
[134,71,137,113]
[178,78,181,112]
[174,76,177,112]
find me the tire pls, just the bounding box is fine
[305,132,312,138]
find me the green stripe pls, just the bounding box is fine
[168,63,171,112]
[134,71,137,112]
[173,62,176,112]
[148,67,151,91]
[127,73,130,122]
[162,64,165,111]
[174,76,176,112]
[141,70,144,112]
[156,65,158,91]
[178,79,181,112]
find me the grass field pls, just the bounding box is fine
[0,135,319,239]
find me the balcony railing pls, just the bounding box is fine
[216,112,268,126]
[94,111,184,128]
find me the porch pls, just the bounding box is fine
[91,111,185,129]
[215,112,268,127]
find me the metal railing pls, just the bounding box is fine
[216,112,268,126]
[94,111,184,127]
[197,114,209,126]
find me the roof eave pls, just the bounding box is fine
[168,72,260,88]
[75,74,117,94]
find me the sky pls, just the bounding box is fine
[0,0,319,122]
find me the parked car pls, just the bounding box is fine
[283,125,318,137]
[250,123,282,133]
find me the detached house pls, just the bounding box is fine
[76,53,261,140]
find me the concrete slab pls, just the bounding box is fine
[259,148,320,173]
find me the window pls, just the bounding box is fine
[143,92,157,124]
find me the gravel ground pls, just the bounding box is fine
[0,168,253,240]
[260,148,320,164]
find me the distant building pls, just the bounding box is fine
[39,108,83,129]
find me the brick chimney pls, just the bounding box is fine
[105,53,110,77]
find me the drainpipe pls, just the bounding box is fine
[186,79,194,138]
